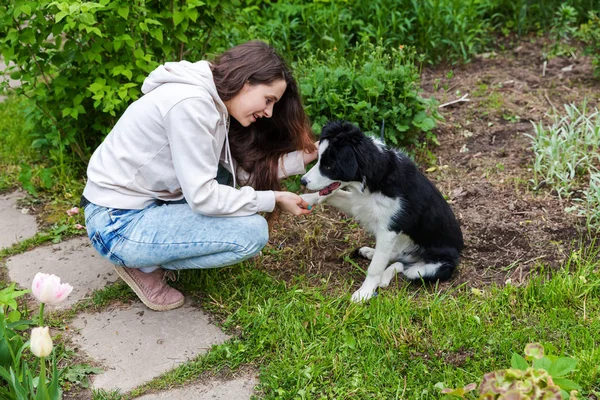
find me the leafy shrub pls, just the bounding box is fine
[0,0,231,187]
[231,0,491,64]
[578,11,600,78]
[294,41,441,146]
[480,0,596,36]
[230,0,600,66]
[547,4,579,58]
[442,343,581,399]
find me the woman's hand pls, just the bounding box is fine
[274,191,312,216]
[303,141,319,165]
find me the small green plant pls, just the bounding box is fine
[548,4,578,58]
[502,114,520,123]
[442,343,581,399]
[527,102,600,231]
[0,283,40,400]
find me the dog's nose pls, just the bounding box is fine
[300,177,308,186]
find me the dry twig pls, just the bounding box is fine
[439,93,471,108]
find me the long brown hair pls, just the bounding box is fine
[210,41,315,191]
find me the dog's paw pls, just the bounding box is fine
[351,287,377,302]
[379,262,404,288]
[351,279,379,302]
[357,246,375,260]
[300,193,321,206]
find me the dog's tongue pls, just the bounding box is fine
[319,182,341,196]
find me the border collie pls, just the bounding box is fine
[300,121,464,302]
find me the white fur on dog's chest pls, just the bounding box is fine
[349,191,400,234]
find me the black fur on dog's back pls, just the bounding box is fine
[320,120,464,280]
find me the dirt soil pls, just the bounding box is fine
[264,36,599,293]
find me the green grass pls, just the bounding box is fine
[0,94,35,191]
[92,242,600,399]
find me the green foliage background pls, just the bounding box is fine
[0,0,598,192]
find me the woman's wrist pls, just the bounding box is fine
[303,142,319,165]
[274,191,283,203]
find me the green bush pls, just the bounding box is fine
[480,0,596,36]
[229,0,599,66]
[295,41,440,146]
[578,11,600,78]
[230,0,491,65]
[0,0,232,187]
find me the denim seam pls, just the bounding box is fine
[85,205,105,222]
[92,232,126,266]
[115,234,252,253]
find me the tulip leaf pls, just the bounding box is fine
[0,283,30,311]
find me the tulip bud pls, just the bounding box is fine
[66,206,79,216]
[31,272,73,305]
[30,327,53,357]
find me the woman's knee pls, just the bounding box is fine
[241,214,269,255]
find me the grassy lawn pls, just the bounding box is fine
[110,241,596,399]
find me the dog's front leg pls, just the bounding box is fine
[299,192,322,206]
[351,230,396,302]
[321,190,355,215]
[300,190,355,215]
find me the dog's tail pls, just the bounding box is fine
[400,246,460,282]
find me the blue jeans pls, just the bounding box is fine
[84,201,269,270]
[83,168,269,270]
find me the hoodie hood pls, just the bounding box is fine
[141,60,235,187]
[141,60,227,114]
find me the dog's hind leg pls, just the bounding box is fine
[379,262,404,288]
[351,230,397,302]
[402,261,445,281]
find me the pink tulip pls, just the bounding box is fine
[74,223,85,230]
[66,206,79,216]
[31,273,73,305]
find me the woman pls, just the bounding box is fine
[82,41,318,311]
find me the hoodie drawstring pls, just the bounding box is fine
[223,115,237,188]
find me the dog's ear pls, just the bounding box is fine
[336,144,358,180]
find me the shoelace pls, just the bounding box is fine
[162,270,178,283]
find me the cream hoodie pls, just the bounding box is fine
[83,61,306,216]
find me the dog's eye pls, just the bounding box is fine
[323,165,331,170]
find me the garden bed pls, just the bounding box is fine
[264,37,598,292]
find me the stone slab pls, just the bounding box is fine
[136,376,257,400]
[6,236,117,309]
[70,303,230,394]
[0,191,38,249]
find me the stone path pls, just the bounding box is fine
[1,191,258,398]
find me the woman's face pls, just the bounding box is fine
[226,79,287,127]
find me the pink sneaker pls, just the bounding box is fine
[114,267,184,311]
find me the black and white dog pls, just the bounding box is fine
[300,121,464,302]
